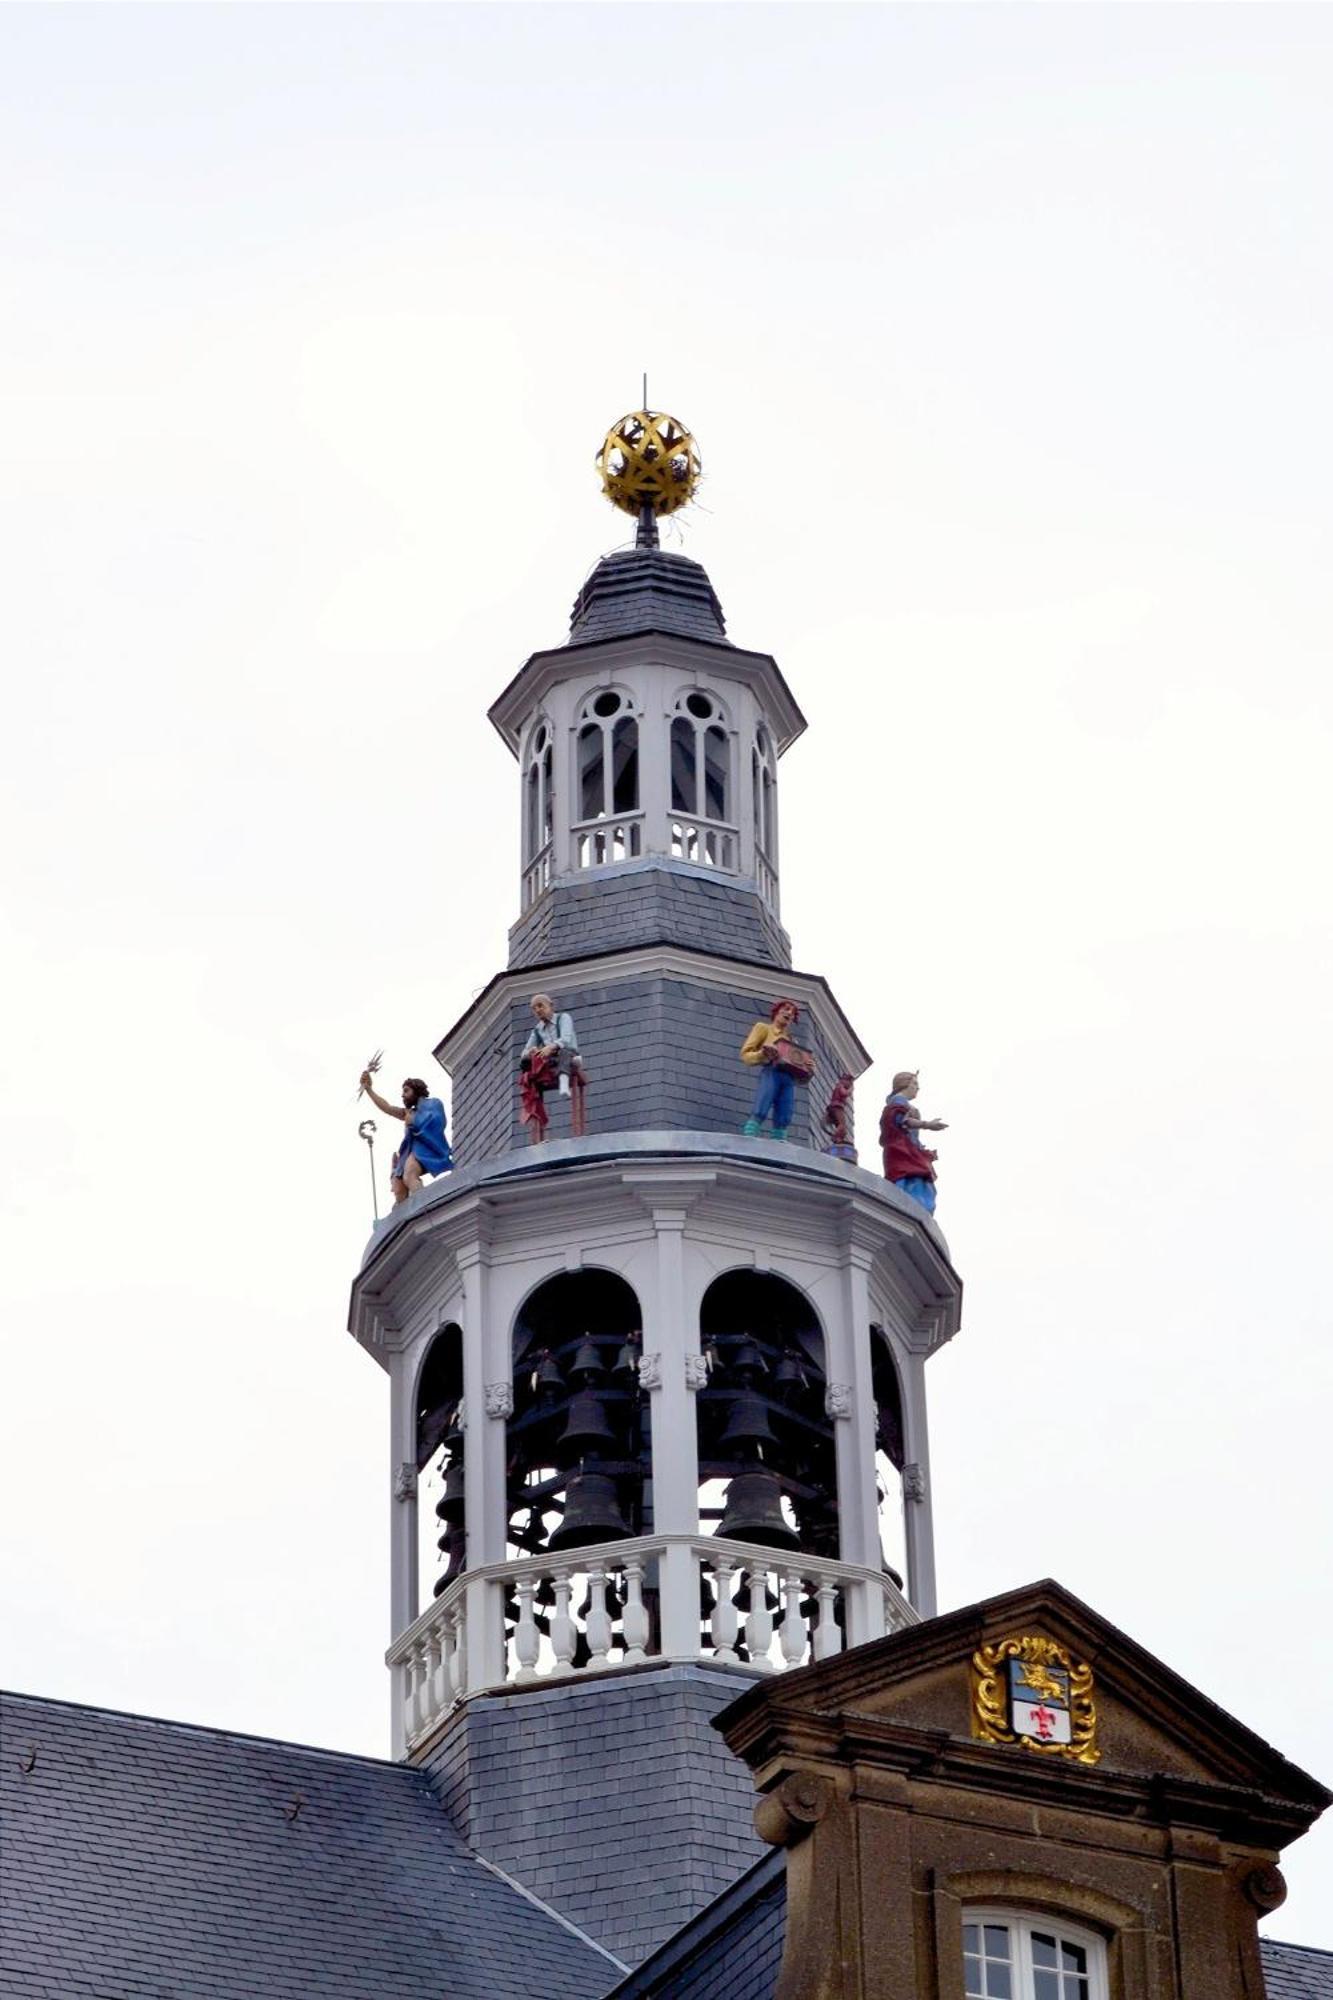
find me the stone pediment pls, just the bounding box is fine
[718,1578,1329,1840]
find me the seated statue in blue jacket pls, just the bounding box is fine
[359,1072,453,1204]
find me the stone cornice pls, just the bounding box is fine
[432,941,872,1078]
[348,1135,964,1362]
[487,629,806,756]
[730,1707,1322,1847]
[716,1578,1332,1834]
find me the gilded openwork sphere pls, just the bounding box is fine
[596,410,700,517]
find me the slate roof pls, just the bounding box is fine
[0,1690,621,2000]
[567,548,729,646]
[1262,1940,1333,1999]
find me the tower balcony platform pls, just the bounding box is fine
[387,1529,918,1754]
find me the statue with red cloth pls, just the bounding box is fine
[879,1070,948,1214]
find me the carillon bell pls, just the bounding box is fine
[548,1470,630,1549]
[534,1350,565,1398]
[557,1388,618,1456]
[715,1469,800,1550]
[570,1335,605,1380]
[772,1350,806,1398]
[433,1525,466,1595]
[612,1332,642,1378]
[435,1466,467,1524]
[729,1336,768,1379]
[718,1388,779,1453]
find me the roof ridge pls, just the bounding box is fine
[0,1686,400,1770]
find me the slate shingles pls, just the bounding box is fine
[420,1665,763,1971]
[1261,1941,1333,2000]
[0,1691,617,2000]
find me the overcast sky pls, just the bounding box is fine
[2,0,1331,1949]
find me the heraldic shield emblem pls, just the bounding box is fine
[971,1634,1100,1764]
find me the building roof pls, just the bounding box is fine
[0,1690,621,2000]
[568,547,730,647]
[1262,1941,1333,2000]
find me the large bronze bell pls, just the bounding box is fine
[570,1335,605,1379]
[716,1469,801,1550]
[548,1469,630,1550]
[434,1465,466,1524]
[557,1388,618,1456]
[718,1388,779,1453]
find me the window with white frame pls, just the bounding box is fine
[670,690,731,823]
[962,1911,1108,2000]
[524,720,554,861]
[575,688,639,823]
[752,724,777,855]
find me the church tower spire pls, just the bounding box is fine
[347,411,963,1968]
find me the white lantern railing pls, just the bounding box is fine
[521,840,553,909]
[670,816,738,872]
[572,813,644,869]
[387,1534,916,1750]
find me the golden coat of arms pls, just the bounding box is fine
[971,1634,1100,1765]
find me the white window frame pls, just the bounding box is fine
[962,1908,1109,2000]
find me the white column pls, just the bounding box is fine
[642,1201,703,1657]
[899,1348,938,1618]
[389,1347,419,1637]
[835,1243,887,1647]
[458,1244,507,1688]
[639,668,672,859]
[388,1348,419,1761]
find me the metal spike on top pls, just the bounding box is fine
[596,408,701,547]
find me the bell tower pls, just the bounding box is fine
[347,410,963,1971]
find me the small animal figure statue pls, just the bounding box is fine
[879,1070,948,1215]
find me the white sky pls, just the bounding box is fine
[2,0,1331,1949]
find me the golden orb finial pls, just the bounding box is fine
[596,410,700,526]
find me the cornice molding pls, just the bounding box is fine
[488,629,806,756]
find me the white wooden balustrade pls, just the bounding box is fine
[669,817,738,871]
[572,814,643,869]
[521,841,552,909]
[386,1534,916,1749]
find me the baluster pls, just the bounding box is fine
[412,1636,432,1735]
[429,1619,448,1716]
[709,1555,739,1663]
[779,1568,807,1669]
[439,1606,457,1706]
[621,1557,649,1664]
[814,1579,841,1660]
[585,1568,613,1668]
[402,1649,420,1742]
[513,1572,541,1683]
[744,1567,775,1671]
[450,1599,468,1699]
[549,1568,577,1675]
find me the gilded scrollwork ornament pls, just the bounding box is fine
[971,1633,1099,1765]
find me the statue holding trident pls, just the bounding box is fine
[879,1070,948,1214]
[358,1067,453,1204]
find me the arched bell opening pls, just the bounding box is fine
[507,1271,647,1560]
[415,1324,465,1603]
[505,1270,648,1674]
[696,1271,836,1559]
[871,1326,908,1593]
